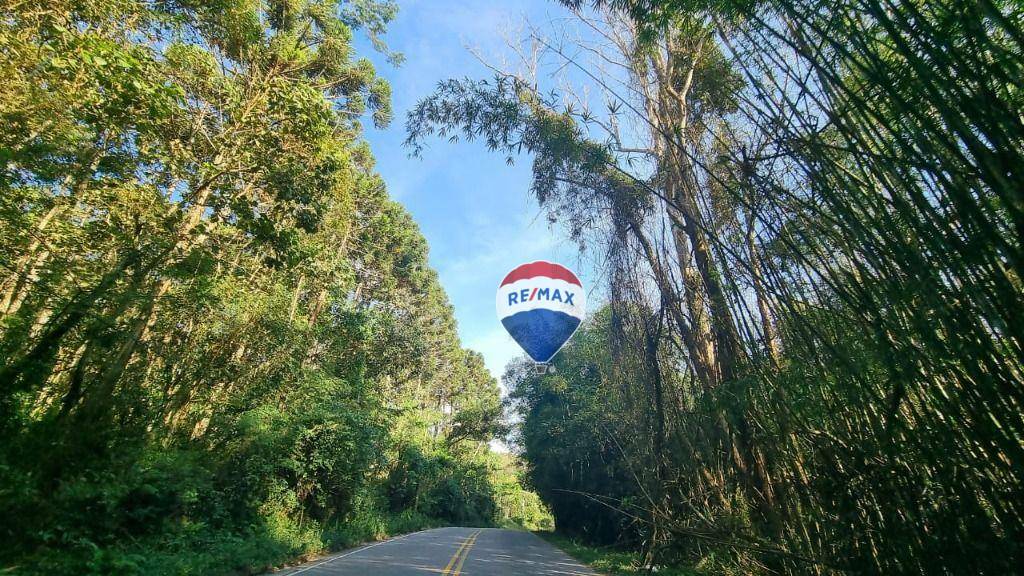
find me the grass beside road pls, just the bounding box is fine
[538,532,701,576]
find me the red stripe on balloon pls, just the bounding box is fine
[500,261,582,287]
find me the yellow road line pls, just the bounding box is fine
[441,530,480,576]
[440,532,474,574]
[451,531,479,576]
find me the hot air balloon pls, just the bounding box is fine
[496,261,586,365]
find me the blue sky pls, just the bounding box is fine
[357,0,598,384]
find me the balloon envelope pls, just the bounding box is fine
[496,261,586,363]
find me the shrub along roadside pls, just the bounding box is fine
[5,446,548,575]
[540,532,701,576]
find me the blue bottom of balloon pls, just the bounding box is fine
[501,308,581,364]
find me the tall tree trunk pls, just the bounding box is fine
[0,204,62,318]
[2,145,105,318]
[647,31,779,536]
[288,274,305,322]
[75,280,169,425]
[0,175,214,397]
[57,341,92,420]
[748,224,781,368]
[0,249,141,394]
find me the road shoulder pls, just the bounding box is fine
[537,532,701,576]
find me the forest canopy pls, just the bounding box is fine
[0,1,547,574]
[3,0,1023,574]
[409,0,1024,573]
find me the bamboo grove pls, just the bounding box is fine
[408,0,1024,573]
[0,1,550,573]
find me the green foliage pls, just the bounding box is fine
[412,0,1024,573]
[542,533,702,576]
[507,311,640,545]
[0,0,543,573]
[384,443,552,529]
[486,453,554,531]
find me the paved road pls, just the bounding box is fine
[275,527,597,576]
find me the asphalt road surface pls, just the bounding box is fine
[275,527,597,576]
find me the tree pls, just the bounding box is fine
[0,1,530,573]
[407,1,1024,572]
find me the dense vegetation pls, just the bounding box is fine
[410,0,1024,573]
[0,1,548,574]
[4,0,1021,573]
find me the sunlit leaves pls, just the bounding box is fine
[0,0,516,570]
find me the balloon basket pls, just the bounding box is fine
[534,363,556,375]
